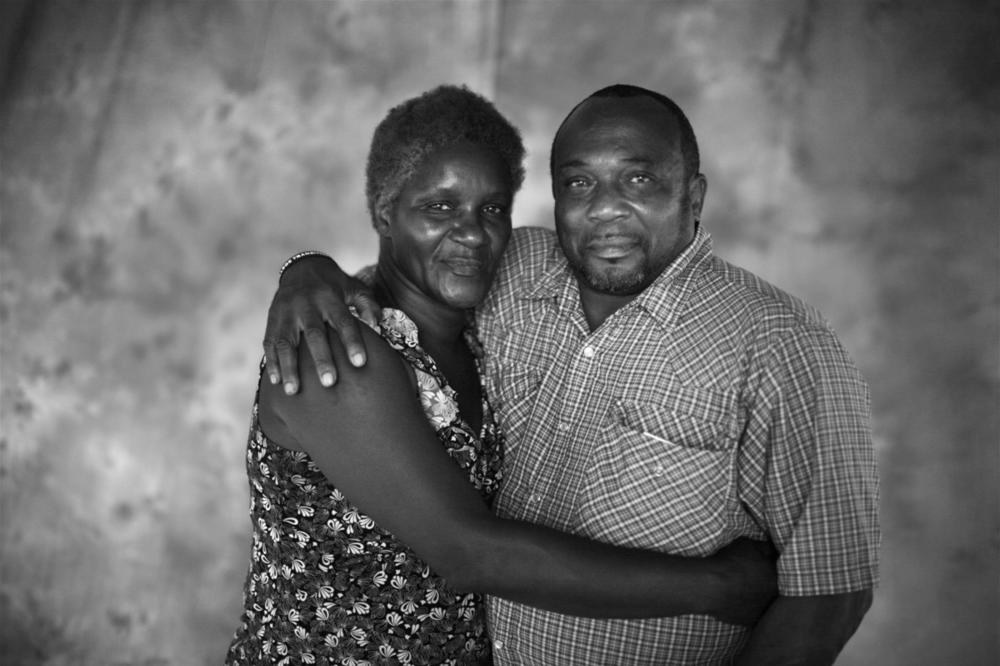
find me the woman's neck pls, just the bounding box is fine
[374,263,468,348]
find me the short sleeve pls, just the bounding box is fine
[741,326,880,596]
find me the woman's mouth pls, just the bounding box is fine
[444,258,485,276]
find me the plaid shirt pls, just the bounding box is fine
[475,226,880,665]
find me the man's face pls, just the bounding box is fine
[551,96,705,296]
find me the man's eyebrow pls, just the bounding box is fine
[555,158,588,170]
[555,155,658,170]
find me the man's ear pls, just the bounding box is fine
[688,173,707,222]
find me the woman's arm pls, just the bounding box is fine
[259,322,776,624]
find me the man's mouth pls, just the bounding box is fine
[587,238,640,260]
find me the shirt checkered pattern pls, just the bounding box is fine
[475,226,880,665]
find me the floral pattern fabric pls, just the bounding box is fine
[227,308,502,665]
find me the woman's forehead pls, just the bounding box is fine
[402,143,512,192]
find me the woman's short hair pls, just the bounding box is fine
[366,85,526,225]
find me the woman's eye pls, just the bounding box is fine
[627,173,653,185]
[482,203,507,216]
[425,202,454,212]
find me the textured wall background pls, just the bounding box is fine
[1,1,997,664]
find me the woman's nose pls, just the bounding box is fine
[450,210,488,246]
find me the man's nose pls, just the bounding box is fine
[587,182,629,221]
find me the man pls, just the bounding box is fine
[265,84,879,664]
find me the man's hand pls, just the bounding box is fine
[263,255,381,394]
[709,538,779,626]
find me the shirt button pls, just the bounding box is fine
[527,494,541,504]
[582,345,596,359]
[558,421,570,432]
[494,639,504,650]
[652,463,665,477]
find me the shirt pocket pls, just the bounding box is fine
[575,399,736,555]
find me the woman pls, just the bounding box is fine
[227,86,773,665]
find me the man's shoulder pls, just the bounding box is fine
[683,252,865,372]
[493,225,559,288]
[478,226,558,324]
[698,255,831,333]
[508,225,558,260]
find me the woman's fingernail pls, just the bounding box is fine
[321,372,334,386]
[284,382,295,395]
[350,353,365,367]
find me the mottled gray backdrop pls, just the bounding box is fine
[1,1,997,664]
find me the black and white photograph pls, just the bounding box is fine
[0,1,996,664]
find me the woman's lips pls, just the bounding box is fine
[444,258,485,276]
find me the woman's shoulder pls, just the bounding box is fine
[261,313,416,431]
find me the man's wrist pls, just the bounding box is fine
[279,251,336,286]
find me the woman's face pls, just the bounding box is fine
[379,142,514,310]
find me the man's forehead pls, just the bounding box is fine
[570,95,676,129]
[554,97,681,165]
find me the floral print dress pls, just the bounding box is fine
[227,308,503,665]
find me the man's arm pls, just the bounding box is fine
[263,254,381,393]
[737,326,880,662]
[735,590,873,665]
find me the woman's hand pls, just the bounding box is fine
[709,537,779,626]
[263,255,382,394]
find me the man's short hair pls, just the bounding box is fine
[550,84,700,180]
[366,85,526,225]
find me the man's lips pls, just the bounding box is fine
[586,237,641,260]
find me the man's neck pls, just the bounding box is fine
[577,282,639,332]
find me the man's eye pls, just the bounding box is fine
[627,173,654,184]
[425,202,454,212]
[564,177,590,189]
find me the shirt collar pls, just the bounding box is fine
[520,226,714,332]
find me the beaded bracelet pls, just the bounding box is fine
[279,250,331,279]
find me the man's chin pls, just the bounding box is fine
[579,264,648,295]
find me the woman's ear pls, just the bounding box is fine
[373,203,392,238]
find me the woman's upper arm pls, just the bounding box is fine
[261,322,493,570]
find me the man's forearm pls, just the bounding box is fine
[735,589,873,665]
